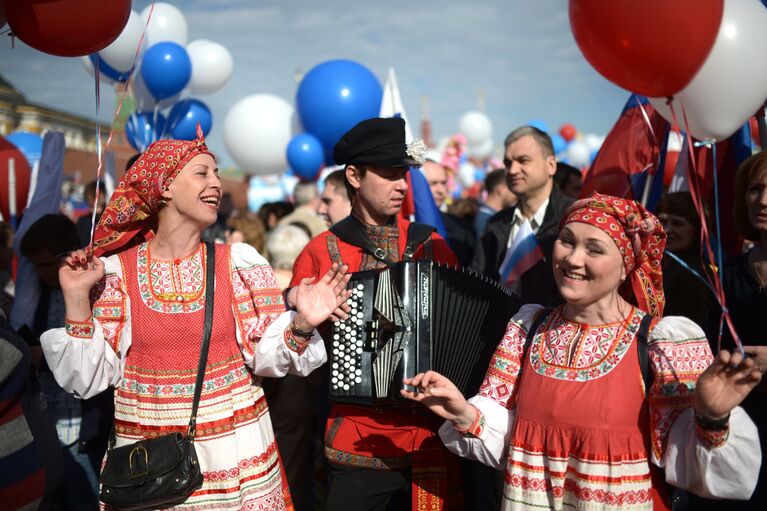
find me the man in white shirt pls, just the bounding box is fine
[471,126,574,305]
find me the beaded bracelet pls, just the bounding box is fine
[694,412,730,431]
[290,321,314,339]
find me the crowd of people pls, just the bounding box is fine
[0,116,765,511]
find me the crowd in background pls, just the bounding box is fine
[1,122,765,511]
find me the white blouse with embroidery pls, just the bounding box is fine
[439,304,761,508]
[40,242,326,400]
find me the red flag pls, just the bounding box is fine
[582,95,669,201]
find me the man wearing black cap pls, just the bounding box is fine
[289,117,461,511]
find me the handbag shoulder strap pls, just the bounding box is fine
[635,312,655,396]
[523,306,551,357]
[187,242,216,439]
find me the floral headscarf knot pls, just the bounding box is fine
[560,193,667,317]
[92,125,213,257]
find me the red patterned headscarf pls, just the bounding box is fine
[92,126,213,257]
[560,193,667,317]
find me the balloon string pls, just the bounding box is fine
[666,100,743,354]
[635,96,658,146]
[87,0,156,252]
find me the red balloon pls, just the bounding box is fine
[750,116,761,147]
[569,0,723,97]
[7,0,131,57]
[559,123,577,142]
[0,137,31,222]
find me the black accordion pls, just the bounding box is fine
[329,260,517,406]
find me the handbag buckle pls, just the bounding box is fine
[129,444,150,478]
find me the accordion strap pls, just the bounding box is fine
[330,215,435,264]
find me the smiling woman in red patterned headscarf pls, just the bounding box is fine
[39,129,351,510]
[404,193,763,511]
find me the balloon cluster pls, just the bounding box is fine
[80,3,233,151]
[224,59,382,179]
[570,0,767,142]
[553,124,604,170]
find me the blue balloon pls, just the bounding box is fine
[296,60,382,162]
[166,99,212,140]
[526,119,550,134]
[551,133,567,155]
[89,54,131,83]
[6,132,43,166]
[286,134,324,181]
[590,148,600,163]
[125,111,167,151]
[140,42,191,100]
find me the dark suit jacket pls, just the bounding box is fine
[440,212,475,268]
[471,186,574,306]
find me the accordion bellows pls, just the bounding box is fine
[330,261,518,406]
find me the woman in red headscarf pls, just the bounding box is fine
[40,130,350,510]
[403,194,763,510]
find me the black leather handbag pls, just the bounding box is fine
[99,242,216,510]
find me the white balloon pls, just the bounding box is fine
[99,9,146,73]
[459,111,493,146]
[141,2,188,47]
[667,131,684,153]
[185,39,212,55]
[649,0,767,141]
[187,40,234,95]
[567,140,591,169]
[466,139,494,160]
[131,68,180,111]
[457,162,476,188]
[224,94,297,175]
[584,133,603,152]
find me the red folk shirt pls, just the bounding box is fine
[290,215,458,285]
[290,215,461,509]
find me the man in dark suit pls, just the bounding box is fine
[471,126,574,306]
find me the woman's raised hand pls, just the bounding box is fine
[59,249,105,294]
[401,371,476,429]
[695,349,764,420]
[59,249,105,322]
[292,263,352,331]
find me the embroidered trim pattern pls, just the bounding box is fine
[454,404,484,438]
[65,317,95,339]
[694,422,730,450]
[324,445,411,470]
[529,307,640,382]
[137,242,205,313]
[326,235,343,265]
[284,327,309,355]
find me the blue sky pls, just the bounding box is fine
[1,0,630,169]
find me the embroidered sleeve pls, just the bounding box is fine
[283,327,309,355]
[64,316,95,339]
[454,404,485,438]
[647,316,714,459]
[477,304,544,409]
[89,269,128,353]
[230,243,287,357]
